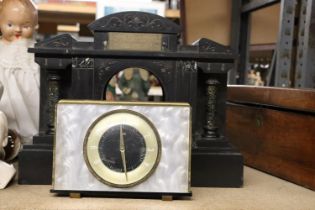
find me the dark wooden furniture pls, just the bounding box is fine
[227,85,315,190]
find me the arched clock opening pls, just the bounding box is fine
[104,67,164,101]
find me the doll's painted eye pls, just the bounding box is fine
[7,23,13,27]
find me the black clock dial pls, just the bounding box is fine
[84,109,161,187]
[98,124,146,172]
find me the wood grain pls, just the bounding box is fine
[227,86,315,190]
[228,85,315,112]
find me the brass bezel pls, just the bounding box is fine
[83,109,162,188]
[58,99,189,107]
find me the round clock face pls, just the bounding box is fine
[83,109,161,188]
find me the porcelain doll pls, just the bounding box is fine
[0,112,8,160]
[0,81,16,190]
[0,112,16,190]
[0,0,39,144]
[0,82,7,160]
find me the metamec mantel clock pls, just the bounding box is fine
[84,109,161,188]
[52,100,191,198]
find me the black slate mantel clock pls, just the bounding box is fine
[19,11,243,187]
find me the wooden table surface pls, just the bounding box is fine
[1,167,315,210]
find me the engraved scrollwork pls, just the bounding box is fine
[152,61,172,71]
[38,34,74,48]
[73,58,94,69]
[96,61,119,98]
[148,19,164,30]
[103,17,124,29]
[125,15,147,29]
[178,60,197,73]
[198,38,232,54]
[152,61,173,83]
[79,58,94,68]
[97,65,107,82]
[97,61,119,80]
[200,45,216,53]
[89,12,180,34]
[204,63,231,73]
[200,44,231,53]
[108,14,167,31]
[96,66,107,99]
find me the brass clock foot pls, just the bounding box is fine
[162,195,173,201]
[69,193,81,199]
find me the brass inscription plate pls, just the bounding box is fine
[107,32,162,51]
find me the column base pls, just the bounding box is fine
[18,135,53,185]
[191,137,244,187]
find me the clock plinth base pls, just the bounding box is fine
[51,190,192,199]
[18,135,53,185]
[191,137,243,187]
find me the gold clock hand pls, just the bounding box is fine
[120,125,128,181]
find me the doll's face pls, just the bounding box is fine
[0,2,35,43]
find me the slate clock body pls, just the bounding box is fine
[19,11,243,188]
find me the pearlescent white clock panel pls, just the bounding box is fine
[53,101,191,193]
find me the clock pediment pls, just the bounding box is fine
[35,34,75,49]
[88,11,181,34]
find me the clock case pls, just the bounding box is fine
[18,11,243,187]
[52,100,192,197]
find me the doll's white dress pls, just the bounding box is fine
[0,39,39,144]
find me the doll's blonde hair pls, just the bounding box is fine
[0,0,38,26]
